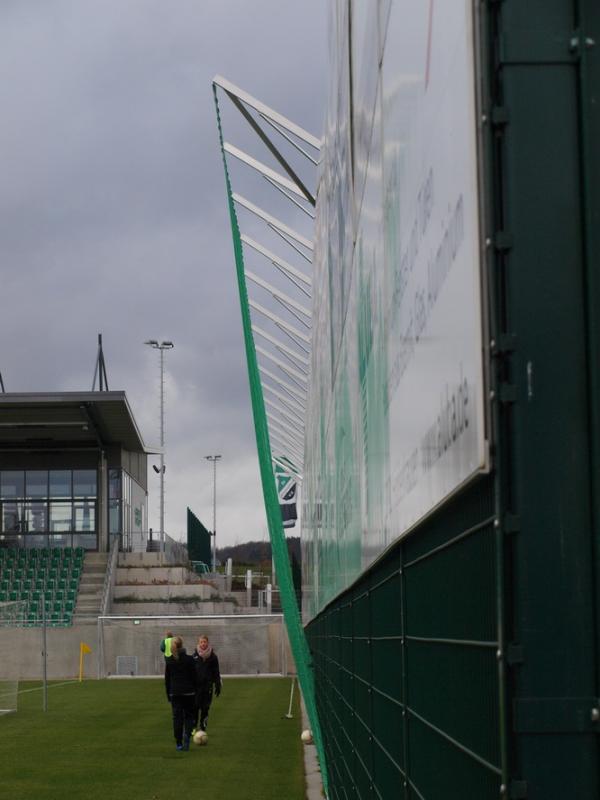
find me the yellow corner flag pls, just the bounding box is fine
[79,642,92,682]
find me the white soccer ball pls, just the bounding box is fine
[301,729,313,744]
[193,731,208,746]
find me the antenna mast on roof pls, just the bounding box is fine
[92,333,109,391]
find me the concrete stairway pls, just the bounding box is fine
[73,552,108,622]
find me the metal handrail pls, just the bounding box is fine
[100,534,119,616]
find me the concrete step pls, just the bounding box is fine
[80,576,103,585]
[79,590,102,600]
[78,599,102,608]
[85,553,108,564]
[73,613,99,623]
[79,586,102,597]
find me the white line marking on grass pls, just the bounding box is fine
[18,680,79,695]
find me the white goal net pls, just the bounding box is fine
[0,601,26,715]
[97,614,291,678]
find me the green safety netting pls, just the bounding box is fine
[213,83,328,796]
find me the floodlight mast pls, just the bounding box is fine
[205,455,222,573]
[144,340,174,563]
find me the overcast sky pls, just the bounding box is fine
[0,1,327,545]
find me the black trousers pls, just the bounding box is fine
[195,687,213,730]
[171,694,196,744]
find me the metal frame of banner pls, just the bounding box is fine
[213,75,328,793]
[259,365,306,404]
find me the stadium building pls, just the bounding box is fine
[215,1,600,798]
[0,389,289,684]
[0,392,148,553]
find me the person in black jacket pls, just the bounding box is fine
[192,634,222,732]
[164,636,197,751]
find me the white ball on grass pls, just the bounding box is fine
[193,731,208,746]
[301,729,313,744]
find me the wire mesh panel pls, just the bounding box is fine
[306,478,501,799]
[116,656,138,676]
[98,615,287,678]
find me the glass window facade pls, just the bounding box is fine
[0,469,98,549]
[26,471,48,498]
[73,470,97,499]
[107,469,146,551]
[74,501,95,532]
[2,502,20,532]
[1,471,24,499]
[49,470,71,498]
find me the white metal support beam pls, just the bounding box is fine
[246,271,311,320]
[233,194,313,252]
[272,455,303,482]
[268,223,313,263]
[270,422,304,453]
[267,412,304,447]
[272,448,303,474]
[241,235,311,289]
[252,325,309,367]
[213,76,321,150]
[264,402,304,434]
[224,143,305,199]
[263,175,316,219]
[273,297,311,332]
[214,75,319,206]
[261,381,306,417]
[270,432,304,464]
[249,300,310,344]
[259,365,306,403]
[256,345,308,385]
[223,93,316,205]
[265,397,305,433]
[258,113,319,164]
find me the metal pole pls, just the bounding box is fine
[159,347,165,565]
[146,340,173,565]
[42,601,48,712]
[212,456,217,572]
[205,455,221,573]
[285,677,295,718]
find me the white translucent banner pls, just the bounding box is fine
[303,0,487,620]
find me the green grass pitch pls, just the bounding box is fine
[0,677,305,800]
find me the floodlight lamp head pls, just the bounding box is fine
[161,341,174,349]
[144,339,159,347]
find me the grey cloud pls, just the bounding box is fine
[0,0,325,541]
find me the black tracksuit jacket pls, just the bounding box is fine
[164,650,196,700]
[192,649,222,694]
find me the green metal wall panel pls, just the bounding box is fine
[307,1,600,797]
[307,477,503,799]
[186,508,211,565]
[494,0,599,796]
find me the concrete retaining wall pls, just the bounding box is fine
[111,602,236,615]
[116,566,208,585]
[118,552,187,567]
[113,584,216,601]
[0,623,99,680]
[0,617,294,680]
